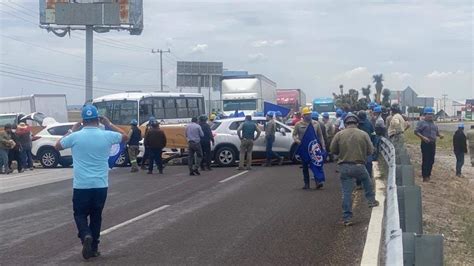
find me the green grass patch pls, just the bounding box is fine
[404,130,453,150]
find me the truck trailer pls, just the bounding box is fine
[221,74,277,116]
[0,94,68,123]
[276,89,307,113]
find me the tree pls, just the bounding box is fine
[332,85,367,111]
[361,84,371,102]
[382,88,391,107]
[372,74,384,103]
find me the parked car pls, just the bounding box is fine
[211,117,298,166]
[32,122,75,168]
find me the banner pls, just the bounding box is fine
[263,101,291,117]
[105,125,126,169]
[296,123,326,183]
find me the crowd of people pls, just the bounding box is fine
[0,122,34,174]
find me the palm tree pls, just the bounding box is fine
[361,84,371,101]
[372,74,384,103]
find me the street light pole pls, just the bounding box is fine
[151,48,170,91]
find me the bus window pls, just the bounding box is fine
[139,98,153,124]
[153,98,165,120]
[117,101,138,125]
[198,98,205,114]
[164,98,177,119]
[188,98,200,118]
[176,98,188,118]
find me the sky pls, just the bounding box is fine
[0,0,473,105]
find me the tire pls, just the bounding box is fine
[38,148,60,168]
[214,145,237,167]
[114,150,129,167]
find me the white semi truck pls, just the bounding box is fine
[221,74,277,116]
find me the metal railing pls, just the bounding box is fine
[379,137,404,265]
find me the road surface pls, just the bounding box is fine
[1,163,372,265]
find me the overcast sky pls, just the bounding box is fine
[0,0,472,105]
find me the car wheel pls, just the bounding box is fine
[215,146,237,167]
[114,151,129,167]
[39,148,60,168]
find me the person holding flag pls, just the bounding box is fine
[293,107,326,189]
[330,113,379,226]
[55,105,128,259]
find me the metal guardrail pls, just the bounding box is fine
[379,137,404,265]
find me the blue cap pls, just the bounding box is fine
[148,116,156,122]
[81,105,99,120]
[423,107,435,114]
[336,108,343,117]
[311,111,319,119]
[373,106,382,113]
[130,119,138,125]
[275,111,282,116]
[322,112,329,118]
[458,123,464,128]
[266,111,275,117]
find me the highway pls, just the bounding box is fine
[1,163,372,265]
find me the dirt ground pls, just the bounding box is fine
[406,143,474,265]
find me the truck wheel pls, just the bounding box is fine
[39,148,60,168]
[215,146,237,167]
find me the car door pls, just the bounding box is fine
[46,125,73,156]
[251,119,266,152]
[273,121,294,153]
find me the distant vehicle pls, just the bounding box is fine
[210,117,298,166]
[0,94,68,123]
[221,74,277,116]
[31,122,76,168]
[0,112,55,134]
[93,92,206,126]
[276,89,307,113]
[313,97,336,115]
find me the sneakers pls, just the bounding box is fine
[302,184,310,190]
[82,235,93,260]
[368,200,380,208]
[189,171,195,176]
[422,176,430,182]
[315,182,324,189]
[194,169,201,175]
[343,220,353,226]
[91,250,101,258]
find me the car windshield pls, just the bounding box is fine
[223,100,257,111]
[0,115,17,127]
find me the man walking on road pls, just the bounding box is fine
[55,105,128,260]
[237,115,261,170]
[293,107,326,189]
[186,117,204,176]
[330,114,379,226]
[414,107,443,182]
[144,119,167,175]
[199,115,214,171]
[263,111,284,167]
[453,123,467,177]
[467,125,474,167]
[127,119,142,173]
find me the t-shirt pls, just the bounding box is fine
[60,127,122,189]
[415,120,439,142]
[388,113,406,137]
[330,127,374,164]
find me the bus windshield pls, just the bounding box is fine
[94,100,138,125]
[313,103,335,113]
[223,99,257,111]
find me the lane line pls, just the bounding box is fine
[219,170,249,183]
[101,205,171,235]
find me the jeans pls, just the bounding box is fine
[200,141,212,170]
[265,135,280,164]
[239,139,254,169]
[72,188,108,251]
[188,141,203,171]
[421,142,436,178]
[454,151,464,176]
[339,164,376,221]
[128,145,139,170]
[0,149,9,173]
[22,147,33,169]
[148,148,163,172]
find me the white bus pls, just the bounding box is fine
[92,92,206,126]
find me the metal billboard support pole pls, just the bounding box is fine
[209,75,212,115]
[85,25,93,103]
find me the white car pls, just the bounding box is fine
[211,117,298,166]
[32,122,76,168]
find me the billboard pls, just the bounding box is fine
[176,61,223,90]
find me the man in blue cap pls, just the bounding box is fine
[55,105,128,259]
[453,123,467,177]
[127,119,142,173]
[415,107,443,182]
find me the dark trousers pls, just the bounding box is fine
[8,149,23,172]
[302,160,310,185]
[454,151,464,176]
[72,188,108,251]
[421,142,436,178]
[141,147,149,167]
[200,141,212,169]
[148,148,163,172]
[22,147,33,169]
[265,135,280,164]
[188,141,203,171]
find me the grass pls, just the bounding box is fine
[404,130,453,150]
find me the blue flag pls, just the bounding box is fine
[264,101,291,117]
[296,123,326,183]
[105,125,126,169]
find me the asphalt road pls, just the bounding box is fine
[1,163,372,265]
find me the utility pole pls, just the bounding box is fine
[442,94,448,113]
[85,25,93,103]
[151,48,170,91]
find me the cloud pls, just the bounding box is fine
[248,53,267,62]
[251,39,285,47]
[190,44,208,53]
[391,72,412,80]
[426,70,455,79]
[342,67,370,79]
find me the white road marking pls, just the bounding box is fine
[219,170,249,183]
[101,205,171,235]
